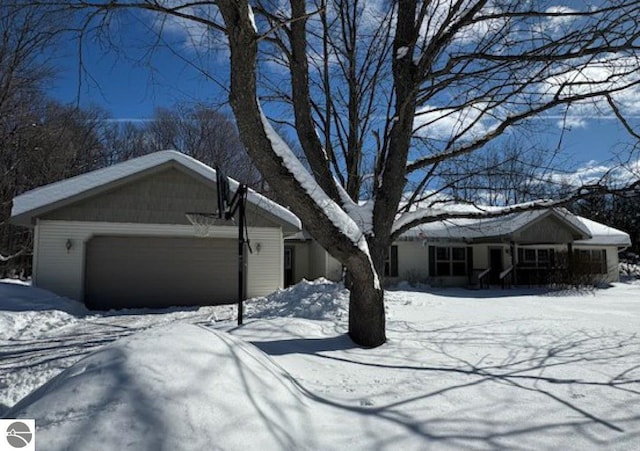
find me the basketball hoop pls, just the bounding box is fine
[184,176,249,327]
[185,212,218,237]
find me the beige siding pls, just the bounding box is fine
[308,241,327,280]
[473,245,489,269]
[606,247,621,283]
[309,241,342,281]
[288,241,341,283]
[396,241,428,282]
[34,219,85,301]
[34,220,283,302]
[324,251,342,281]
[289,242,310,284]
[246,227,284,297]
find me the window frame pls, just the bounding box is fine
[434,246,468,277]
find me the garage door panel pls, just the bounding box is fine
[85,236,238,309]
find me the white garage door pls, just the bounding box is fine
[85,236,238,309]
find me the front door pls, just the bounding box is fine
[489,248,503,285]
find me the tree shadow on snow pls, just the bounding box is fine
[251,334,356,355]
[256,322,640,449]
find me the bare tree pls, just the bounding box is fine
[1,1,58,210]
[100,103,263,188]
[148,103,263,187]
[438,137,565,206]
[28,1,640,346]
[0,1,71,271]
[100,121,154,165]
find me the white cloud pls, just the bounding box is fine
[557,116,588,129]
[533,6,579,35]
[413,102,494,141]
[544,55,640,97]
[546,159,640,189]
[541,54,640,129]
[151,1,227,52]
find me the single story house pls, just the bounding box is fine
[11,151,632,306]
[288,208,631,288]
[10,151,301,309]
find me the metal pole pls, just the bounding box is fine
[237,185,245,325]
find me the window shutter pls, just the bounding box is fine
[601,249,607,274]
[466,247,473,275]
[428,246,435,277]
[390,245,398,277]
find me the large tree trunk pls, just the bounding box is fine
[345,238,387,346]
[217,1,386,347]
[345,255,386,347]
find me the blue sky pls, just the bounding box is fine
[48,29,229,121]
[45,5,639,175]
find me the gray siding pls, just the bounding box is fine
[286,240,341,284]
[85,236,238,308]
[42,166,284,230]
[309,241,341,281]
[514,216,578,244]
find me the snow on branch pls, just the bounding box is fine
[259,107,379,286]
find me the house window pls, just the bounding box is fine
[436,247,450,276]
[523,249,536,263]
[538,249,549,263]
[434,246,467,277]
[518,248,554,267]
[452,247,467,276]
[575,249,607,274]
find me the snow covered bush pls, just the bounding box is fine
[620,262,640,280]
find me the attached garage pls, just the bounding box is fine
[85,236,238,309]
[10,151,301,309]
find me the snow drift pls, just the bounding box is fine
[5,323,318,451]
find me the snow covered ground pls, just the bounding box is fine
[1,278,639,450]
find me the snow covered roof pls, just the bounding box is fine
[401,207,630,248]
[11,150,301,231]
[574,216,632,247]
